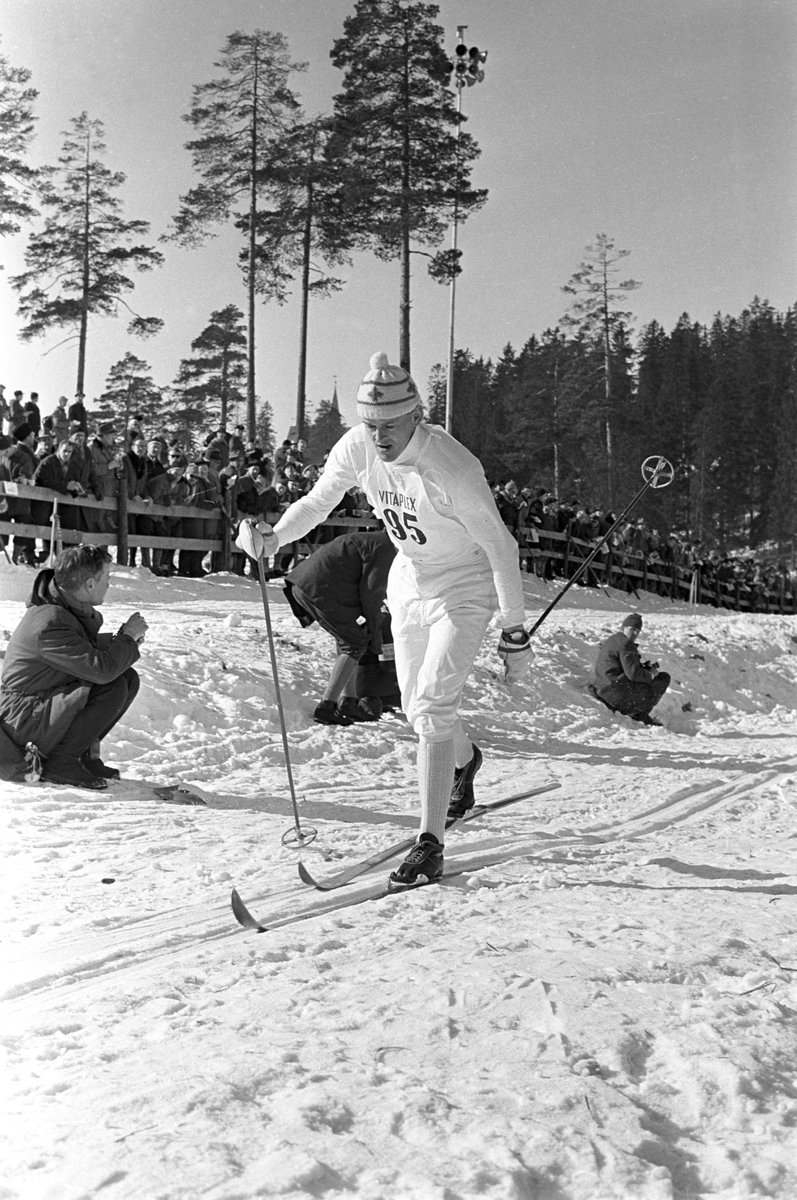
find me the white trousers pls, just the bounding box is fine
[388,566,495,744]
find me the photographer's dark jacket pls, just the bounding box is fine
[594,631,654,694]
[0,569,140,755]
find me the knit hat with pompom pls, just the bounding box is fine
[356,351,421,421]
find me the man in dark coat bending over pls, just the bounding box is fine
[0,545,147,789]
[283,529,396,726]
[592,613,670,726]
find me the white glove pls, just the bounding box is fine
[235,518,279,560]
[497,628,534,683]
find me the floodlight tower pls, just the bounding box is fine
[445,26,487,436]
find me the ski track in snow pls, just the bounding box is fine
[1,561,796,1200]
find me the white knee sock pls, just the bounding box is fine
[417,738,456,843]
[452,719,473,770]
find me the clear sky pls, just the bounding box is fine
[1,0,795,438]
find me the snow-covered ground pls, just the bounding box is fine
[1,559,796,1200]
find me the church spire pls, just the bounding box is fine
[331,376,339,412]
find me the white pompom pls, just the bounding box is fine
[370,351,390,371]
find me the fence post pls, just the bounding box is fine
[116,480,128,566]
[642,554,648,596]
[222,497,232,571]
[563,522,572,579]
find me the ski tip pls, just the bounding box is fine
[230,887,266,932]
[297,861,321,888]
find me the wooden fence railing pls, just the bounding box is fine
[0,481,380,570]
[517,523,797,616]
[2,481,794,614]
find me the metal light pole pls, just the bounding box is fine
[445,28,487,436]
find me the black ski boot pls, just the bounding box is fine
[631,711,662,727]
[82,752,121,780]
[338,696,382,723]
[313,700,353,727]
[447,744,483,820]
[42,753,108,790]
[388,832,444,890]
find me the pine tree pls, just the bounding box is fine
[488,330,598,497]
[635,315,711,537]
[436,348,495,470]
[561,234,641,507]
[0,38,38,244]
[173,304,247,432]
[306,388,348,464]
[740,299,791,546]
[94,353,162,436]
[254,400,276,457]
[330,0,487,369]
[166,30,304,439]
[427,362,447,425]
[251,117,355,440]
[11,113,163,393]
[769,306,797,555]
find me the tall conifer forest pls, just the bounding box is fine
[429,299,797,556]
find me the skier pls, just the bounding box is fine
[238,351,533,889]
[283,529,397,725]
[591,613,670,725]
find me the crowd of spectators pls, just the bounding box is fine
[2,384,794,606]
[0,387,372,579]
[491,479,797,606]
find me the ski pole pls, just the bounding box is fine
[253,554,318,847]
[528,456,674,637]
[235,518,317,848]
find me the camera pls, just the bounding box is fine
[642,660,659,671]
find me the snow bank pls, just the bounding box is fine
[1,560,796,1199]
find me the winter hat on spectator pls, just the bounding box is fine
[622,613,643,631]
[12,421,32,442]
[357,351,420,421]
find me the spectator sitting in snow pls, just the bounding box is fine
[0,544,147,789]
[283,529,396,725]
[591,613,670,726]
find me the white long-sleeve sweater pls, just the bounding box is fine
[274,423,526,629]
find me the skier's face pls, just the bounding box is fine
[362,407,422,463]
